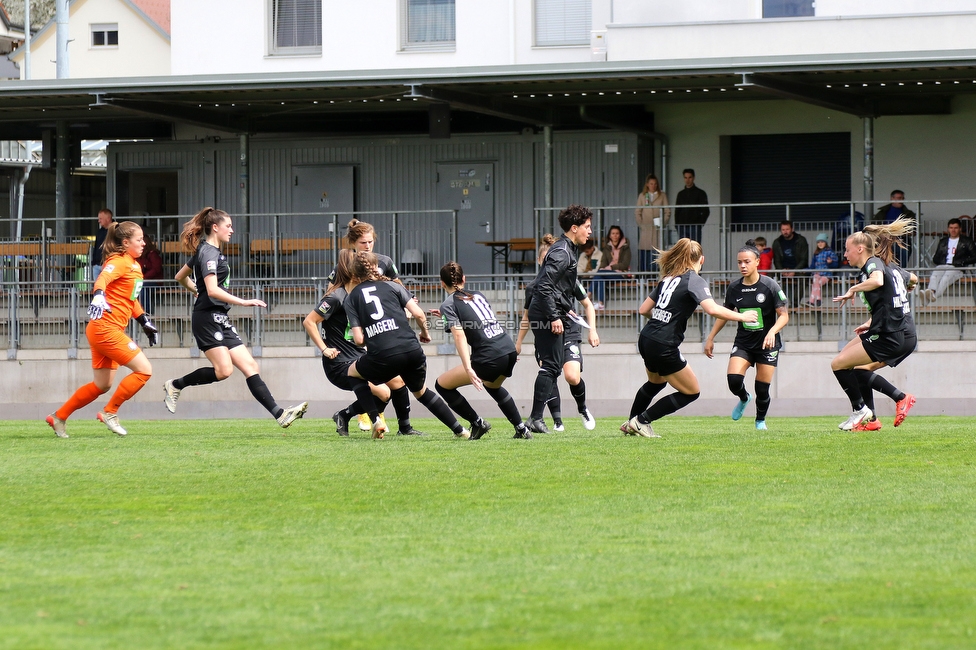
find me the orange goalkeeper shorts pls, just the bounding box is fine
[86,321,141,370]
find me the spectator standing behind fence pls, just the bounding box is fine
[91,208,115,280]
[590,225,631,310]
[772,221,809,306]
[138,234,164,315]
[755,236,774,275]
[873,190,915,267]
[921,217,976,304]
[674,169,709,243]
[635,174,670,271]
[808,233,839,306]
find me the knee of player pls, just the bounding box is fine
[562,366,580,384]
[412,386,428,399]
[685,391,701,402]
[214,367,234,381]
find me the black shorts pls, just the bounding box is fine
[323,357,358,391]
[562,339,584,369]
[638,337,687,376]
[472,351,518,382]
[730,345,780,368]
[861,330,916,367]
[355,347,427,392]
[192,310,244,352]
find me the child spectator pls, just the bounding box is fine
[754,236,773,275]
[808,233,839,306]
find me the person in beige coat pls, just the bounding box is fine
[635,174,670,272]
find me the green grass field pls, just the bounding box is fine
[2,415,975,649]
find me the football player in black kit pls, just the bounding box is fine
[432,262,531,439]
[840,219,918,431]
[622,238,757,438]
[328,218,422,436]
[303,249,396,436]
[525,205,594,434]
[831,217,917,431]
[162,207,308,427]
[345,251,470,439]
[704,240,789,430]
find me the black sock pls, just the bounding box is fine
[349,378,378,422]
[569,379,587,412]
[341,400,359,419]
[639,392,699,423]
[833,369,865,410]
[173,367,219,390]
[755,381,771,421]
[854,369,876,411]
[435,381,479,425]
[727,373,749,401]
[865,371,906,403]
[547,382,562,423]
[417,388,464,434]
[246,374,283,419]
[485,385,523,427]
[390,386,412,430]
[630,381,667,418]
[531,374,557,420]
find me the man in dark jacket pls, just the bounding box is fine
[922,218,976,304]
[674,169,709,243]
[772,220,809,306]
[873,190,916,266]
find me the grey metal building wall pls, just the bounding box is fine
[108,130,641,239]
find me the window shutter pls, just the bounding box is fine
[535,0,591,47]
[406,0,455,44]
[274,0,322,50]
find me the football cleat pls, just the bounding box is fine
[332,409,350,436]
[894,394,916,427]
[46,414,68,438]
[624,416,659,438]
[853,418,883,432]
[553,421,566,432]
[580,408,596,431]
[525,418,550,434]
[277,402,308,428]
[620,419,636,435]
[97,411,127,437]
[732,393,752,421]
[162,379,181,414]
[755,420,768,431]
[358,413,371,431]
[455,428,471,440]
[838,405,873,431]
[470,418,492,440]
[370,417,388,439]
[513,425,533,440]
[396,427,425,436]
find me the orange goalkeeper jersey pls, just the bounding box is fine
[92,252,145,330]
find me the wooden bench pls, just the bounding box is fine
[505,238,538,273]
[249,238,332,277]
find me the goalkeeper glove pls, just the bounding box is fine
[136,313,158,347]
[88,290,111,320]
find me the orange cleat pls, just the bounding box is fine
[894,394,916,427]
[854,418,882,432]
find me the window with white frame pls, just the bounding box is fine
[763,0,814,18]
[535,0,591,47]
[91,24,119,48]
[270,0,322,55]
[401,0,455,51]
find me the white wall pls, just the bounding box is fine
[172,0,593,76]
[13,0,170,79]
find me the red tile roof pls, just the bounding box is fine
[130,0,169,35]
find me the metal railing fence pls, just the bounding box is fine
[4,268,975,357]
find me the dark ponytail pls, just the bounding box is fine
[440,261,472,300]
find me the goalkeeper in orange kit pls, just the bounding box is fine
[46,221,158,438]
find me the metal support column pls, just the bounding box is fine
[55,0,68,79]
[863,117,874,220]
[239,133,250,276]
[55,120,69,241]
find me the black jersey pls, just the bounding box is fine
[523,279,588,342]
[345,280,420,356]
[857,256,908,335]
[640,270,713,348]
[723,275,787,351]
[188,241,231,312]
[313,287,363,364]
[527,235,580,323]
[440,290,516,365]
[326,252,399,285]
[890,265,917,337]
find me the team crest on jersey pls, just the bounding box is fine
[128,341,138,350]
[207,260,217,271]
[756,294,766,303]
[213,331,224,341]
[104,264,115,274]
